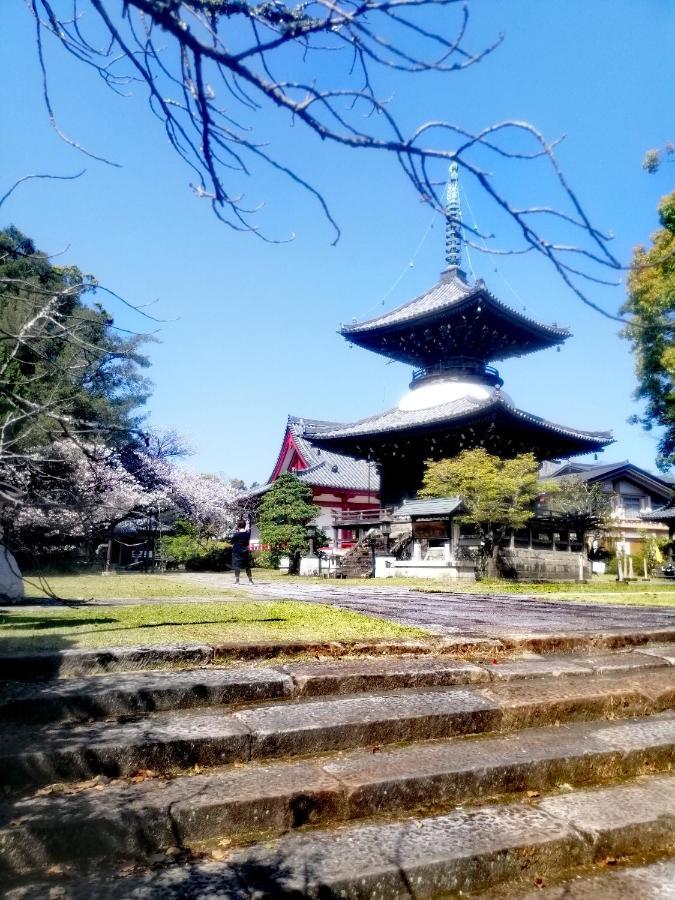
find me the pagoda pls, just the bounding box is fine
[311,163,613,505]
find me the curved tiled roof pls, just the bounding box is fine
[287,416,380,492]
[642,504,675,522]
[310,392,612,446]
[343,271,475,333]
[341,269,570,346]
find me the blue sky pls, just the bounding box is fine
[1,1,673,484]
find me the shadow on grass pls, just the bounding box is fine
[0,615,117,631]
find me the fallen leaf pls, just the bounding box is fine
[210,849,227,861]
[47,864,69,876]
[526,790,540,799]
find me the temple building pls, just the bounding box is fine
[310,164,612,505]
[254,164,621,573]
[247,416,380,548]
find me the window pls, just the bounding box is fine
[621,496,642,515]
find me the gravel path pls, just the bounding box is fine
[182,575,675,637]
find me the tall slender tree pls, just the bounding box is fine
[622,191,675,472]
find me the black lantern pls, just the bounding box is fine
[306,524,317,558]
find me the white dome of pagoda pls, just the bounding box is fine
[398,377,491,411]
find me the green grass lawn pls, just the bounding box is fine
[0,600,427,653]
[22,573,239,602]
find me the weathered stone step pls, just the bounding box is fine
[500,857,675,898]
[1,714,673,875]
[2,669,674,792]
[0,687,499,791]
[0,657,489,725]
[0,644,216,681]
[6,775,675,898]
[2,631,674,682]
[0,666,294,725]
[0,638,500,681]
[2,645,672,725]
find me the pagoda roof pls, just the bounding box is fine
[310,391,612,460]
[341,269,570,368]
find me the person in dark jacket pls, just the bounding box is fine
[229,519,253,584]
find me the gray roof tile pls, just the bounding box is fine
[547,461,672,495]
[309,393,612,445]
[288,417,380,492]
[395,497,464,517]
[341,270,570,339]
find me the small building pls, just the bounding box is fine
[377,498,476,580]
[545,460,672,553]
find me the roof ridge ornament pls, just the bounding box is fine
[445,161,462,270]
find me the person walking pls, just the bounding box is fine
[229,519,254,585]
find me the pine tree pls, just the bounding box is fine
[258,474,321,573]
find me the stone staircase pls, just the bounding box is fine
[338,527,412,578]
[1,642,675,897]
[338,531,383,578]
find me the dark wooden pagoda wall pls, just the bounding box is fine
[348,414,603,506]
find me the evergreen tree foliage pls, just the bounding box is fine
[0,226,152,465]
[541,477,613,535]
[622,191,675,471]
[257,473,320,573]
[419,449,542,571]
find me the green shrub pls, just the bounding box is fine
[251,550,275,569]
[184,545,231,571]
[160,526,231,572]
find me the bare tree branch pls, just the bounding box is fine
[23,0,635,318]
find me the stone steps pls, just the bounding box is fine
[0,666,295,725]
[1,713,673,876]
[2,630,674,680]
[3,644,674,898]
[6,775,675,898]
[2,665,674,792]
[1,644,672,726]
[496,858,675,898]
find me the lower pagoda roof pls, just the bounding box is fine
[310,392,613,461]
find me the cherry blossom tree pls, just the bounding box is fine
[11,436,243,570]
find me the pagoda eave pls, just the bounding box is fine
[312,399,613,463]
[341,288,570,368]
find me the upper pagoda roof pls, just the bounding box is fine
[340,268,570,368]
